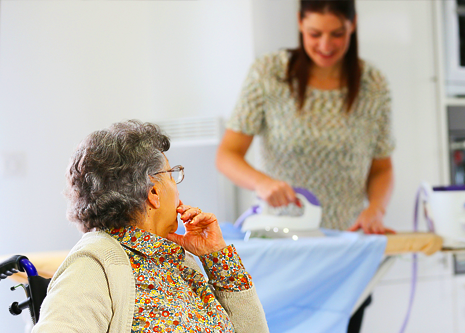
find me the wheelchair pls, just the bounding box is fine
[0,255,50,325]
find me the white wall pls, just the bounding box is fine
[0,1,254,330]
[0,0,254,251]
[251,0,299,57]
[357,0,442,234]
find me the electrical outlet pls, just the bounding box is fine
[0,152,28,178]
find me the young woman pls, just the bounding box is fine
[216,1,395,331]
[217,0,395,235]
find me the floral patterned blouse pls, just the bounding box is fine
[227,50,395,230]
[105,226,253,332]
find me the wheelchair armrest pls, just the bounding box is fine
[0,255,28,280]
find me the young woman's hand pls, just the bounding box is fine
[166,203,227,256]
[255,176,300,208]
[348,205,396,234]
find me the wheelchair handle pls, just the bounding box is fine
[9,299,31,316]
[0,255,38,280]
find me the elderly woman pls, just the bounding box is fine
[32,120,268,333]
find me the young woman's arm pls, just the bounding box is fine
[216,129,296,207]
[348,157,395,234]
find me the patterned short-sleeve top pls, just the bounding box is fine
[227,49,395,230]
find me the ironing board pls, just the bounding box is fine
[0,232,445,333]
[351,232,444,316]
[0,232,444,284]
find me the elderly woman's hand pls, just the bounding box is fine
[166,203,227,256]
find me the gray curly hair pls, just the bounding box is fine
[65,120,170,232]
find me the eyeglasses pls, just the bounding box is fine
[153,165,184,184]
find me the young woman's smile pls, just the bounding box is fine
[299,11,356,70]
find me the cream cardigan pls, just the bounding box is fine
[32,231,268,333]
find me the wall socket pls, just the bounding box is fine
[0,152,28,178]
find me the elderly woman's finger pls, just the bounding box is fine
[189,212,217,226]
[176,204,193,214]
[179,207,203,222]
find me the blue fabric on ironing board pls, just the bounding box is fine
[176,221,247,239]
[177,222,387,332]
[223,224,386,333]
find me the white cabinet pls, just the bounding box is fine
[362,253,456,333]
[454,274,465,332]
[363,277,455,333]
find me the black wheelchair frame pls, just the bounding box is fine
[0,255,50,325]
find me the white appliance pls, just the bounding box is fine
[240,188,323,240]
[444,0,465,96]
[424,184,465,247]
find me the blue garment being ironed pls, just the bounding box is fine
[219,224,387,333]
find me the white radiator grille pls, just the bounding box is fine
[157,117,224,146]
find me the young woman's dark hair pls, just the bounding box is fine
[285,0,360,112]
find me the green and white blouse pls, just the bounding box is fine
[227,50,395,230]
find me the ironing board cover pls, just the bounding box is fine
[220,224,386,333]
